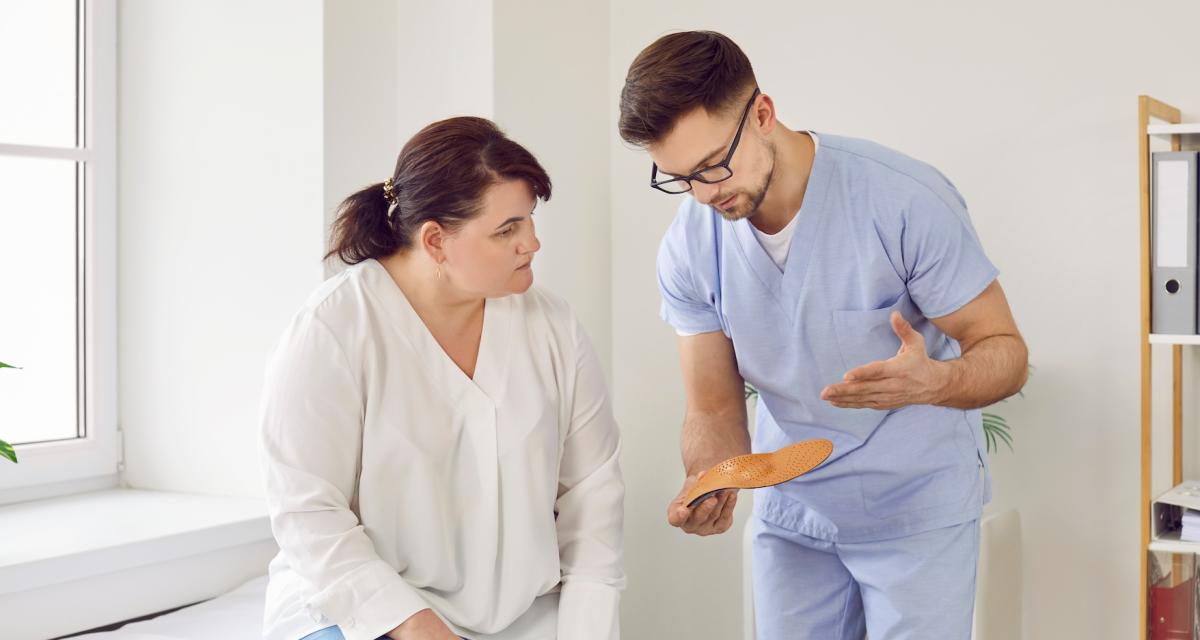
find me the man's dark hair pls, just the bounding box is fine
[619,31,758,147]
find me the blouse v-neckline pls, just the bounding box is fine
[362,258,513,407]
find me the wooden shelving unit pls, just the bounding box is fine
[1140,95,1187,640]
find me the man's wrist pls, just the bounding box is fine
[926,359,956,406]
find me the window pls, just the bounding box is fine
[0,0,117,499]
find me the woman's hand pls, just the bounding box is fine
[388,609,459,640]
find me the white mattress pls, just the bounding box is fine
[72,575,267,640]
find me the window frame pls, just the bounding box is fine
[0,0,119,503]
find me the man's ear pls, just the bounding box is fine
[755,92,778,136]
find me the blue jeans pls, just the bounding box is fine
[299,625,468,640]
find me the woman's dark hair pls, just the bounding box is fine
[326,116,552,264]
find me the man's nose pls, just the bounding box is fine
[692,180,719,204]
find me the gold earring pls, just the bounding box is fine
[436,264,443,281]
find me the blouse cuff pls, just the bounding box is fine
[308,560,430,640]
[557,579,621,640]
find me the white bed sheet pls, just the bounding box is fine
[71,575,267,640]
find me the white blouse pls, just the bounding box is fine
[259,259,625,640]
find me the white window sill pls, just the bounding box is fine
[0,488,278,640]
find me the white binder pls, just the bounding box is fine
[1153,482,1200,544]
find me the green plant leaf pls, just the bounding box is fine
[981,411,1014,453]
[0,439,16,463]
[989,420,1012,435]
[983,425,1013,453]
[2,360,21,461]
[984,418,1011,434]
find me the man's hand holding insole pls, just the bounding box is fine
[820,311,947,411]
[668,471,738,536]
[671,331,749,537]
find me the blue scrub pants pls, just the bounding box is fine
[751,516,980,639]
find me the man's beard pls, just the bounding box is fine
[713,152,775,222]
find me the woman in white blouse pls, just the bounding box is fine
[259,117,625,640]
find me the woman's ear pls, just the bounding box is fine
[419,220,446,264]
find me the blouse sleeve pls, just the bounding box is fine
[554,314,627,640]
[259,313,429,640]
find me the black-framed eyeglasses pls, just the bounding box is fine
[650,87,761,195]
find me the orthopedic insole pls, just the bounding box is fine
[682,438,835,508]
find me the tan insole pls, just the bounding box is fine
[683,438,835,508]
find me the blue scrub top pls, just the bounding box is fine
[656,133,1000,543]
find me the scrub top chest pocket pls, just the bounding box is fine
[832,296,907,374]
[831,293,951,375]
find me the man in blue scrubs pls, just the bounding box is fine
[618,31,1028,639]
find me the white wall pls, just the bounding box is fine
[609,2,1200,638]
[323,0,495,245]
[118,0,326,496]
[494,1,612,371]
[394,2,494,137]
[322,0,401,244]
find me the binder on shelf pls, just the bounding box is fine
[1148,549,1196,639]
[1152,151,1200,335]
[1149,483,1200,638]
[1154,483,1200,543]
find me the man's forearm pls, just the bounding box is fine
[931,334,1028,410]
[681,408,751,477]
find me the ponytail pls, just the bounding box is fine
[325,181,401,265]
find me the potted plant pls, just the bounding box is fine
[1,360,17,463]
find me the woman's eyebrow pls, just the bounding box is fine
[494,214,526,230]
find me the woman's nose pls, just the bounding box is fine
[520,228,541,255]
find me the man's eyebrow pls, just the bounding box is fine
[661,145,725,178]
[685,145,727,174]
